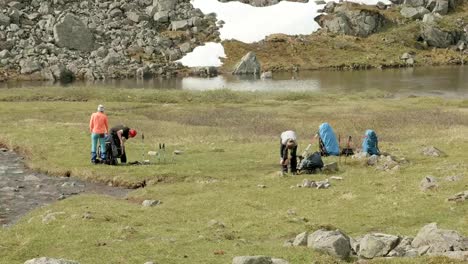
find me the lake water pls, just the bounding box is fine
[3,66,467,96]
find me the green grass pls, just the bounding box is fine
[0,88,467,264]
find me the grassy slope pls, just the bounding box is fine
[0,88,467,264]
[221,2,468,72]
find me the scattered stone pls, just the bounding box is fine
[300,179,317,188]
[257,184,267,188]
[358,233,400,259]
[232,52,261,75]
[316,180,331,189]
[24,257,80,264]
[293,232,308,246]
[232,256,272,264]
[367,155,379,166]
[82,212,93,220]
[411,223,467,253]
[142,200,161,207]
[323,162,338,172]
[307,229,351,259]
[41,211,65,224]
[420,176,438,191]
[388,237,417,257]
[330,176,343,180]
[447,191,468,202]
[261,71,272,79]
[53,13,95,52]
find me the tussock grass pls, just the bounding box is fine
[0,88,467,263]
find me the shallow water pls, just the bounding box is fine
[0,150,129,227]
[2,66,467,96]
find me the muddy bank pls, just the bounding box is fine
[0,149,129,227]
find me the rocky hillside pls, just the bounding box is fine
[0,0,220,82]
[222,0,468,72]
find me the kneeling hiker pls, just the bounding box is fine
[107,125,137,164]
[280,130,298,174]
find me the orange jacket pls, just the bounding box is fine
[89,112,108,134]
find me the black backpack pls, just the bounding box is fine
[299,152,324,173]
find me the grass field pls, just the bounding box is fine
[0,87,467,264]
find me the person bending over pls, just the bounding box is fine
[109,125,137,164]
[280,130,298,174]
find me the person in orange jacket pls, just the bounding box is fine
[89,104,109,164]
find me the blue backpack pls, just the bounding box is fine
[318,123,340,156]
[362,130,380,155]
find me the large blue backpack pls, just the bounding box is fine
[362,130,380,155]
[318,123,340,156]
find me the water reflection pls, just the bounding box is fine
[2,66,467,96]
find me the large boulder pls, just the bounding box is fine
[232,256,272,264]
[432,0,449,14]
[53,13,95,52]
[420,25,458,48]
[400,6,430,19]
[24,257,79,264]
[232,51,261,75]
[387,236,419,257]
[358,233,400,259]
[403,0,426,7]
[307,229,352,259]
[411,223,467,253]
[315,3,387,37]
[19,59,42,74]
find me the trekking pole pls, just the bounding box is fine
[158,143,162,163]
[141,133,145,163]
[162,143,166,163]
[301,144,312,158]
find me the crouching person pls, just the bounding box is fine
[280,130,298,174]
[107,125,137,165]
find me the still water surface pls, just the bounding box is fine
[1,66,467,96]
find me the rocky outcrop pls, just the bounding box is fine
[232,51,261,75]
[358,233,400,259]
[0,0,220,82]
[307,229,352,259]
[314,3,387,37]
[411,223,467,253]
[420,24,461,48]
[218,0,308,7]
[24,257,79,264]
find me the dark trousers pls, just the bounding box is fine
[109,135,127,164]
[280,143,297,173]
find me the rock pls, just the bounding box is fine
[358,233,400,259]
[154,11,169,23]
[307,229,351,259]
[316,180,331,189]
[388,237,416,257]
[323,162,338,172]
[49,65,74,83]
[301,179,317,188]
[293,232,308,246]
[421,146,446,157]
[82,212,93,219]
[53,13,94,52]
[0,13,10,26]
[350,236,361,254]
[208,219,225,228]
[261,71,272,79]
[127,11,148,23]
[432,0,449,14]
[447,190,468,202]
[404,0,426,7]
[420,25,457,48]
[376,1,387,9]
[232,52,261,75]
[400,6,430,19]
[20,59,42,74]
[411,223,467,253]
[420,176,438,191]
[41,212,65,224]
[315,3,387,37]
[171,20,190,31]
[323,1,336,13]
[103,51,123,66]
[232,256,272,264]
[367,155,379,166]
[24,257,80,264]
[0,50,11,59]
[154,0,178,12]
[422,13,441,24]
[271,259,289,264]
[142,200,161,207]
[330,176,343,180]
[38,2,51,15]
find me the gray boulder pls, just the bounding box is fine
[307,229,351,259]
[420,176,438,191]
[422,13,441,24]
[232,256,272,264]
[171,20,189,31]
[420,25,457,48]
[447,190,468,202]
[232,52,261,75]
[315,3,387,37]
[53,14,94,52]
[261,71,272,79]
[0,13,10,26]
[293,232,308,246]
[142,200,161,207]
[387,236,418,257]
[154,11,169,23]
[432,0,449,14]
[358,233,400,259]
[411,223,467,253]
[154,0,177,11]
[20,59,42,74]
[404,0,426,7]
[421,146,446,157]
[0,50,10,59]
[400,6,430,19]
[24,257,79,264]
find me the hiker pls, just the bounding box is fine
[89,104,108,164]
[315,123,340,156]
[107,125,137,164]
[280,130,298,174]
[362,129,380,155]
